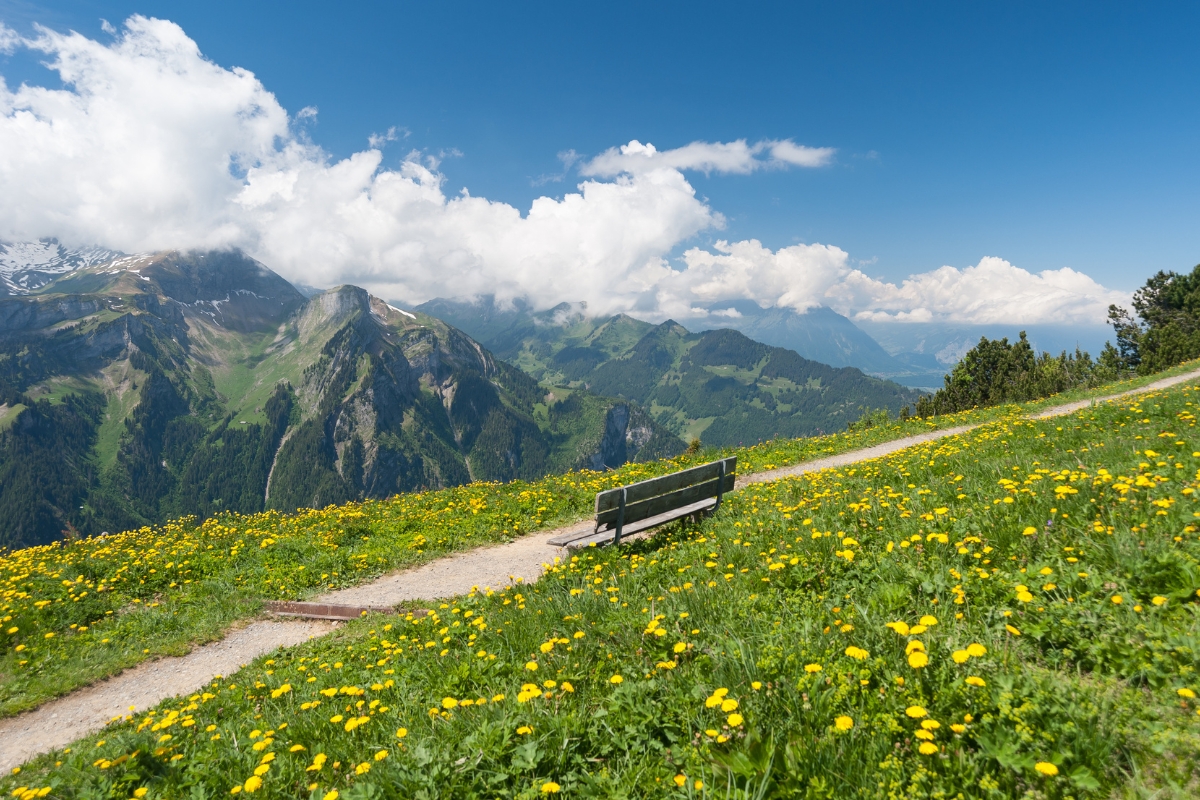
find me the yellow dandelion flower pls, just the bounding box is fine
[1034,762,1058,776]
[918,742,939,755]
[966,643,987,657]
[905,706,927,718]
[908,651,929,668]
[834,715,853,731]
[540,783,561,794]
[804,663,822,673]
[1178,688,1196,699]
[609,674,623,684]
[727,713,744,727]
[965,676,986,687]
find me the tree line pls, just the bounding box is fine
[908,263,1200,418]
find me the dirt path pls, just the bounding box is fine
[0,620,333,773]
[4,366,1199,771]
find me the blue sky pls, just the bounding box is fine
[0,1,1196,323]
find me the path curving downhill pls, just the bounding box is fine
[2,366,1199,772]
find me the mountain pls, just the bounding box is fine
[0,250,681,548]
[415,297,921,446]
[420,295,950,389]
[0,238,124,296]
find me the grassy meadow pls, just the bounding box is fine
[2,372,1200,797]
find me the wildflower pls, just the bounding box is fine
[966,643,986,657]
[844,646,869,660]
[905,706,927,718]
[727,713,744,727]
[1005,624,1021,636]
[918,742,938,755]
[908,651,929,668]
[243,776,263,793]
[1178,688,1196,699]
[919,615,938,626]
[374,750,388,761]
[834,715,854,731]
[1022,526,1037,536]
[323,792,339,800]
[721,699,739,712]
[1152,596,1168,606]
[885,621,910,636]
[951,650,970,664]
[965,676,986,687]
[395,728,408,739]
[609,674,623,684]
[441,697,458,710]
[517,726,533,735]
[1111,595,1123,604]
[541,783,561,794]
[525,661,539,671]
[804,663,822,673]
[1034,762,1059,776]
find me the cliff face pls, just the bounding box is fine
[0,250,683,546]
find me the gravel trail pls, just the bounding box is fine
[0,620,333,773]
[4,366,1199,770]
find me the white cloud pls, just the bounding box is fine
[768,140,836,168]
[0,16,1125,327]
[672,242,1129,325]
[0,23,18,53]
[581,138,835,177]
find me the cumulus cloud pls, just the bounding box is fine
[674,242,1129,326]
[0,15,1125,327]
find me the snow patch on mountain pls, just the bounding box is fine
[0,239,124,294]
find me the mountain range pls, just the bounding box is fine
[415,298,921,446]
[0,250,681,548]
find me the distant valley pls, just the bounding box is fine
[416,298,922,446]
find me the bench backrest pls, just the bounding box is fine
[595,456,736,530]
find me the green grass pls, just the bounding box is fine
[7,366,1200,798]
[0,364,1193,722]
[0,403,25,433]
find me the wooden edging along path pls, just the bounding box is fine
[2,368,1198,771]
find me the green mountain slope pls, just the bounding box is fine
[416,298,921,446]
[0,252,681,548]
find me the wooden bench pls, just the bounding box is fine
[547,456,736,550]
